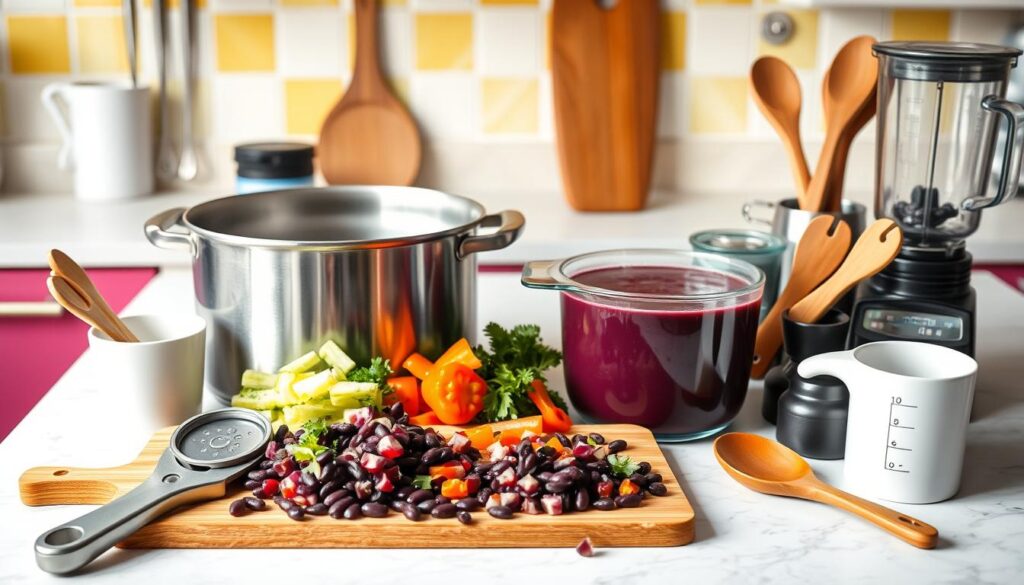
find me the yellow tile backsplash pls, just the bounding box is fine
[76,15,129,75]
[892,10,951,43]
[73,0,120,6]
[758,9,819,70]
[280,0,340,6]
[285,79,343,135]
[690,76,748,134]
[482,78,538,135]
[215,14,276,73]
[415,13,473,71]
[7,16,70,75]
[661,12,686,72]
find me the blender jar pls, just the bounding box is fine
[874,41,1024,247]
[522,250,764,442]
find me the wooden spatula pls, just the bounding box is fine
[47,275,135,342]
[789,219,903,324]
[750,216,851,379]
[551,0,659,211]
[48,249,138,342]
[319,0,420,186]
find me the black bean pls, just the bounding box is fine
[323,490,350,508]
[487,505,513,519]
[537,471,553,483]
[401,505,422,522]
[417,499,437,513]
[274,425,290,443]
[518,453,538,476]
[546,480,572,493]
[406,489,434,505]
[425,433,443,449]
[628,473,648,488]
[455,498,481,511]
[244,479,260,491]
[637,462,652,475]
[593,497,616,511]
[329,500,348,519]
[361,502,389,518]
[394,485,415,500]
[319,481,343,499]
[475,462,495,475]
[287,506,306,521]
[296,483,315,497]
[537,446,557,459]
[561,492,574,513]
[316,450,335,466]
[490,460,511,476]
[343,503,363,520]
[554,433,571,448]
[615,494,643,508]
[431,503,458,519]
[588,433,606,445]
[306,503,329,516]
[274,496,295,511]
[420,447,444,465]
[434,495,451,505]
[347,461,368,481]
[228,499,249,517]
[243,496,266,511]
[319,462,339,483]
[645,473,663,485]
[575,489,590,511]
[300,471,319,488]
[247,469,268,482]
[457,510,472,525]
[332,422,357,436]
[607,439,627,454]
[436,447,454,462]
[260,459,275,469]
[648,482,668,497]
[389,402,405,419]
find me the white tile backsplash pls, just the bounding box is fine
[410,72,475,140]
[278,8,345,78]
[211,75,282,142]
[690,6,754,76]
[478,8,539,77]
[380,7,412,77]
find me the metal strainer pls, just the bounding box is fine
[35,408,271,575]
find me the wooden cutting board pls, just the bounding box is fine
[20,424,694,548]
[551,0,660,212]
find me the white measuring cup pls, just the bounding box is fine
[798,341,977,504]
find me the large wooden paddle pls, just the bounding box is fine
[551,0,659,211]
[319,0,420,186]
[750,216,851,379]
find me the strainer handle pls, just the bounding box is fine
[34,450,231,575]
[964,96,1024,211]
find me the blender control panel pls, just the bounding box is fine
[861,309,963,342]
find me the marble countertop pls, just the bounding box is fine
[2,189,1024,268]
[1,268,1023,584]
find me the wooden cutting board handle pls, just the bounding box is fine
[20,466,131,506]
[551,0,660,211]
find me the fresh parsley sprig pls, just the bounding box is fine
[474,322,567,422]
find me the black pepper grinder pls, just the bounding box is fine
[764,309,851,460]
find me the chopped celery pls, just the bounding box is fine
[231,388,280,410]
[277,351,322,374]
[275,372,300,406]
[292,369,337,401]
[329,381,381,409]
[319,340,356,374]
[241,369,279,389]
[283,402,341,428]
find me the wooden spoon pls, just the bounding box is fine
[789,219,903,324]
[319,0,421,186]
[820,36,879,212]
[750,56,810,195]
[48,249,138,342]
[713,432,938,549]
[47,275,134,342]
[750,216,851,379]
[802,36,878,212]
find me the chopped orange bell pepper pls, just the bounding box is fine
[464,424,496,450]
[440,478,470,499]
[543,436,565,454]
[497,428,524,447]
[387,376,421,416]
[619,478,641,496]
[403,353,434,381]
[434,338,483,370]
[528,380,573,433]
[488,415,543,436]
[430,462,466,480]
[408,411,441,427]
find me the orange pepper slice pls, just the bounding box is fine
[528,380,573,433]
[403,353,434,381]
[440,478,469,499]
[434,338,483,370]
[488,415,543,436]
[408,411,441,427]
[464,424,496,450]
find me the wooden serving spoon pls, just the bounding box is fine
[318,0,421,186]
[48,249,138,342]
[47,275,135,342]
[750,216,851,379]
[714,432,938,549]
[820,36,879,212]
[789,219,903,324]
[750,56,811,195]
[802,36,878,212]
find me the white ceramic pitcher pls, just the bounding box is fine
[798,341,977,504]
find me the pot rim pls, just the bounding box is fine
[181,186,489,250]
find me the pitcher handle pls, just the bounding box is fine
[742,199,775,226]
[457,210,525,260]
[41,83,74,171]
[797,348,860,381]
[964,96,1024,211]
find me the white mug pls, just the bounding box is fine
[41,82,153,201]
[798,341,977,504]
[88,314,206,435]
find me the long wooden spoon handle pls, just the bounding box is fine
[47,277,128,342]
[351,0,382,91]
[809,481,939,549]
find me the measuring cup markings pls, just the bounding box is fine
[884,396,919,474]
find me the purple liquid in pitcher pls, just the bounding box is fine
[561,265,760,438]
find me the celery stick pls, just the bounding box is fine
[241,369,279,389]
[329,381,380,409]
[319,341,356,374]
[277,351,322,374]
[292,369,337,401]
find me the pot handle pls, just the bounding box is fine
[458,210,525,259]
[144,207,195,255]
[742,199,775,226]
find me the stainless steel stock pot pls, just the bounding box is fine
[145,187,524,403]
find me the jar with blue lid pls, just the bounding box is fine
[234,142,314,194]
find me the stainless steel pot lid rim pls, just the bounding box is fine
[181,186,493,249]
[526,249,765,302]
[171,408,272,469]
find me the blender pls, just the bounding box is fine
[850,42,1024,356]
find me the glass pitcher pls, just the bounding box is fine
[874,42,1024,248]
